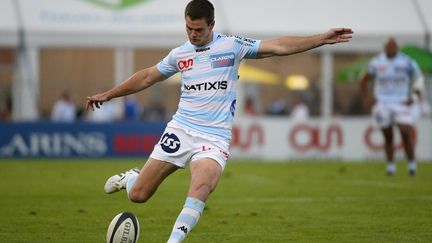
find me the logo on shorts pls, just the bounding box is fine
[160,132,181,153]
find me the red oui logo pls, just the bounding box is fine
[177,58,194,71]
[232,124,264,150]
[289,124,343,152]
[364,125,417,152]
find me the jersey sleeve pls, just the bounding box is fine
[232,36,261,59]
[367,59,377,76]
[156,50,179,77]
[410,59,425,91]
[409,59,422,76]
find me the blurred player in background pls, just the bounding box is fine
[86,0,353,241]
[359,37,425,176]
[51,90,77,122]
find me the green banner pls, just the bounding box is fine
[83,0,151,10]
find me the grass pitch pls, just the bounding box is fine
[0,160,431,242]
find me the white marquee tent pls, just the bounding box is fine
[0,0,19,47]
[417,0,432,50]
[0,0,430,120]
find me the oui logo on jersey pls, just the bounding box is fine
[160,132,181,153]
[376,65,387,72]
[210,52,235,68]
[177,58,194,71]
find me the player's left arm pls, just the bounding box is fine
[256,28,353,58]
[403,60,425,106]
[411,61,425,101]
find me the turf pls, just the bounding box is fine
[0,160,431,242]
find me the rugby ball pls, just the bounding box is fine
[106,212,140,243]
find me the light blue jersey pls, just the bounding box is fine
[368,52,421,104]
[157,32,261,140]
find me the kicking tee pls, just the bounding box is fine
[157,32,261,140]
[367,52,421,104]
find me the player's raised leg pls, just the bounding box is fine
[129,158,179,202]
[104,158,178,203]
[167,158,222,243]
[104,167,140,194]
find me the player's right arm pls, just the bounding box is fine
[86,66,167,111]
[359,71,375,109]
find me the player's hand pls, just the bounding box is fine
[362,96,375,110]
[323,28,353,45]
[403,98,414,106]
[86,93,110,111]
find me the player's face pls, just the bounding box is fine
[185,16,214,46]
[384,39,398,59]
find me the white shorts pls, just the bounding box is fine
[372,103,415,128]
[149,124,230,170]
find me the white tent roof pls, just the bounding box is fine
[220,0,426,52]
[1,0,430,51]
[0,0,19,47]
[418,0,432,49]
[16,0,225,48]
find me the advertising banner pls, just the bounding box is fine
[230,117,432,161]
[0,122,164,157]
[1,118,431,160]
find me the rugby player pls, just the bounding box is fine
[360,38,424,176]
[86,0,353,241]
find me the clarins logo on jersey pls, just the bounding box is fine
[210,52,235,68]
[394,66,407,72]
[178,58,194,71]
[183,81,228,91]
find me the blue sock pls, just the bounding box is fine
[167,197,205,243]
[408,160,417,171]
[126,174,138,196]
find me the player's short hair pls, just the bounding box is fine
[184,0,214,25]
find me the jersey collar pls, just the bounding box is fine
[191,32,217,50]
